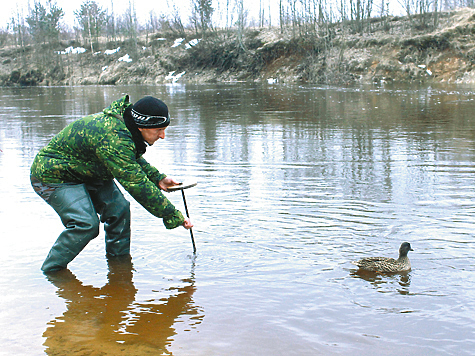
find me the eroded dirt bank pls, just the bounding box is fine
[2,8,475,86]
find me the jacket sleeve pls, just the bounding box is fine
[96,138,184,229]
[136,156,167,187]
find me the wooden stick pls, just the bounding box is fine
[181,189,196,254]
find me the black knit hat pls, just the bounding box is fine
[131,96,170,128]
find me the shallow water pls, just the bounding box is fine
[1,83,475,355]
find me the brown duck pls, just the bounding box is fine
[352,242,413,273]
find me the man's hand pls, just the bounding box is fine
[159,177,193,230]
[182,218,193,230]
[159,177,179,191]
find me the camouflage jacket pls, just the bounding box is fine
[31,95,184,229]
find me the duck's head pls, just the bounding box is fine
[399,242,413,257]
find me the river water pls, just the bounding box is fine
[1,83,474,355]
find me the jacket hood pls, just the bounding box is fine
[102,94,147,158]
[103,95,132,117]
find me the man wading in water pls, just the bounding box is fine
[30,95,193,272]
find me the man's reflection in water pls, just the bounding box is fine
[43,256,201,355]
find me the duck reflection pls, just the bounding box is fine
[43,256,202,355]
[350,269,412,295]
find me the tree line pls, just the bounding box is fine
[2,0,213,50]
[2,0,475,51]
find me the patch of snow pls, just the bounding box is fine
[57,46,86,54]
[118,54,132,63]
[267,78,277,84]
[165,71,176,80]
[185,39,201,49]
[102,66,108,71]
[418,64,426,69]
[426,69,432,76]
[172,38,185,48]
[104,47,120,55]
[165,70,186,83]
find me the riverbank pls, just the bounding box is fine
[2,8,475,86]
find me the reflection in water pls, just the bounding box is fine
[2,84,475,355]
[43,256,202,355]
[350,269,412,296]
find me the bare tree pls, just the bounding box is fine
[190,0,214,36]
[26,0,64,46]
[279,0,284,33]
[119,0,139,57]
[235,0,249,52]
[164,0,186,36]
[106,0,117,42]
[148,10,161,33]
[75,1,108,52]
[225,0,235,29]
[398,0,438,30]
[10,6,27,49]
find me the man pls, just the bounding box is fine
[31,95,193,273]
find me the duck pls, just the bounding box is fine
[351,242,413,273]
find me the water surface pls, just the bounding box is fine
[1,83,474,355]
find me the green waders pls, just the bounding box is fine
[39,180,131,272]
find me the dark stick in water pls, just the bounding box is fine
[168,182,197,254]
[181,189,196,254]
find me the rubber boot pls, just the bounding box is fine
[86,180,131,257]
[41,184,100,273]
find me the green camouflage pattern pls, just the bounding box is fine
[31,95,184,229]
